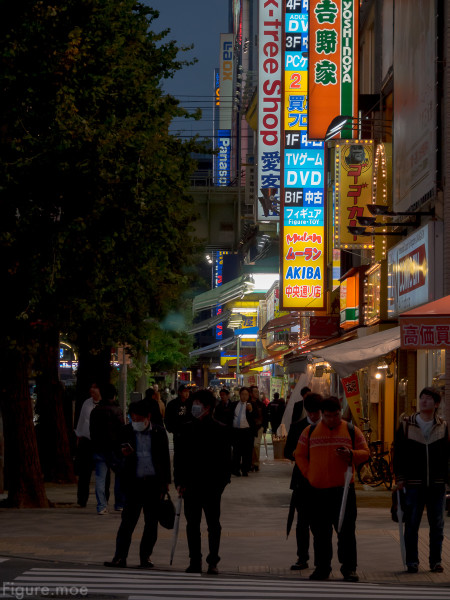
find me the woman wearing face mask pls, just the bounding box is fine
[173,389,232,575]
[104,399,171,569]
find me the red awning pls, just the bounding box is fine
[399,295,450,349]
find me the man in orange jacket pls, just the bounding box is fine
[295,396,369,582]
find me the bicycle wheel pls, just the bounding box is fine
[357,460,378,486]
[378,458,393,490]
[368,459,385,487]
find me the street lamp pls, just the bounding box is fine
[325,115,392,142]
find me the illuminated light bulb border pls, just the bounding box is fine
[334,140,374,250]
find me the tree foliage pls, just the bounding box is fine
[0,0,204,505]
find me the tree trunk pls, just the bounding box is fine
[35,327,76,483]
[74,332,112,424]
[0,349,49,508]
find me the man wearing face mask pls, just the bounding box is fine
[104,400,171,569]
[173,389,231,575]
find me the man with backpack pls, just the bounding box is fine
[295,396,369,582]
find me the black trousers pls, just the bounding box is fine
[292,486,311,563]
[115,477,161,562]
[309,484,357,573]
[183,485,224,567]
[231,428,254,474]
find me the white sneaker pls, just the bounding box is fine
[98,508,108,515]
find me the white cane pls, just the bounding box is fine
[338,466,353,533]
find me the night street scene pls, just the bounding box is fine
[1,1,450,599]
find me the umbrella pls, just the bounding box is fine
[169,494,183,566]
[337,465,353,533]
[263,433,269,458]
[397,489,406,567]
[286,491,296,539]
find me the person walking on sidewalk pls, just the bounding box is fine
[164,384,192,446]
[89,383,125,514]
[174,389,231,574]
[213,388,234,428]
[284,392,322,571]
[249,384,267,472]
[231,387,257,476]
[74,382,102,507]
[393,386,449,574]
[295,396,369,582]
[104,399,171,569]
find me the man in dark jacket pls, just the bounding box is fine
[89,383,125,514]
[164,384,192,443]
[104,399,171,569]
[268,392,286,436]
[213,388,234,427]
[393,387,449,574]
[174,389,231,575]
[284,393,322,571]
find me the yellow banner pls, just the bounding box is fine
[335,140,374,249]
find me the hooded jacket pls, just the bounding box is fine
[393,413,449,487]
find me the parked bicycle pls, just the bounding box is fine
[356,418,393,489]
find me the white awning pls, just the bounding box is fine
[187,310,231,335]
[311,326,401,378]
[192,276,254,313]
[189,336,236,357]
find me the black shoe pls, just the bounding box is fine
[253,466,259,472]
[104,557,127,568]
[342,570,359,582]
[207,565,219,575]
[185,563,202,573]
[232,471,241,477]
[430,563,444,573]
[139,559,154,569]
[242,471,249,477]
[407,564,419,573]
[309,568,330,581]
[291,560,308,571]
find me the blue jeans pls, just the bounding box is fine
[93,452,125,512]
[404,485,445,567]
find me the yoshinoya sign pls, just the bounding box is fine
[388,222,443,318]
[257,0,282,221]
[308,0,359,140]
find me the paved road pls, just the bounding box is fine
[1,558,449,600]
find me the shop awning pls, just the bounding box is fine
[399,295,450,349]
[187,310,231,335]
[311,326,401,378]
[260,313,300,336]
[189,336,236,357]
[192,276,254,313]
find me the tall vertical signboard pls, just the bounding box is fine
[214,251,229,339]
[257,0,283,221]
[213,68,220,185]
[280,0,326,311]
[218,34,233,187]
[308,0,359,140]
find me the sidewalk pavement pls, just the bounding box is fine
[0,448,449,587]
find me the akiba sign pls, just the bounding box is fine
[280,0,326,310]
[257,0,283,221]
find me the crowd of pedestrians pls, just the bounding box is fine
[72,381,449,579]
